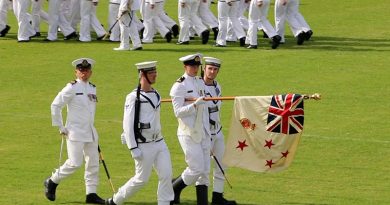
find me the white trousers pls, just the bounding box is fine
[199,0,218,29]
[227,0,249,41]
[178,134,211,186]
[118,10,142,49]
[216,1,245,45]
[178,0,207,42]
[113,140,174,205]
[211,132,227,193]
[275,0,310,42]
[108,2,120,41]
[0,0,10,31]
[13,0,35,40]
[47,0,74,40]
[51,139,100,194]
[31,0,48,33]
[142,2,170,43]
[159,3,176,29]
[247,0,276,46]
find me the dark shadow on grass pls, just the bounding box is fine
[2,32,390,52]
[279,35,390,52]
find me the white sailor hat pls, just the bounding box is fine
[135,61,157,72]
[72,58,95,69]
[203,57,221,68]
[179,53,202,66]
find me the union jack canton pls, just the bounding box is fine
[266,94,304,135]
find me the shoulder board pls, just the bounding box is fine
[89,82,96,87]
[70,80,77,85]
[176,76,185,83]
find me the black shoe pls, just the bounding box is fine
[131,46,143,51]
[305,30,313,40]
[239,37,246,47]
[214,43,226,47]
[201,29,210,44]
[212,27,219,40]
[0,25,10,37]
[262,30,269,38]
[171,176,187,204]
[172,24,179,38]
[165,31,172,43]
[211,192,237,205]
[86,193,105,204]
[105,198,117,205]
[196,185,208,205]
[43,38,55,42]
[176,41,189,45]
[97,35,105,40]
[297,31,305,45]
[247,45,257,49]
[31,32,41,38]
[64,31,77,40]
[44,178,58,201]
[271,35,281,49]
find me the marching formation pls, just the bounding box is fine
[0,0,313,49]
[43,54,236,205]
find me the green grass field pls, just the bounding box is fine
[1,0,390,204]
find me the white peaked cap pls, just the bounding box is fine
[203,57,222,68]
[179,53,203,65]
[72,58,95,68]
[135,61,157,71]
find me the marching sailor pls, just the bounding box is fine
[44,58,105,204]
[170,53,211,205]
[105,61,174,205]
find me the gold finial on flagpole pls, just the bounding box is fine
[303,93,321,100]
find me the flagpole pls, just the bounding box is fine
[160,93,321,103]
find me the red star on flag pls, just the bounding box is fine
[236,140,248,151]
[265,159,275,168]
[264,139,275,149]
[281,150,289,158]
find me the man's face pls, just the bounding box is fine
[144,70,157,84]
[75,67,92,82]
[204,65,219,80]
[185,64,200,77]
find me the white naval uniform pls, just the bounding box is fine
[204,80,226,193]
[47,0,75,41]
[108,0,121,41]
[31,0,48,34]
[170,73,211,186]
[246,0,277,46]
[117,0,142,49]
[198,0,218,29]
[226,0,249,41]
[159,2,177,29]
[142,0,170,43]
[0,0,10,32]
[216,0,246,46]
[177,0,207,43]
[113,89,174,205]
[50,79,100,194]
[274,0,311,43]
[13,0,35,41]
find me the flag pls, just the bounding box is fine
[222,94,304,173]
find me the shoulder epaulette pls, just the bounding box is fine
[70,80,77,85]
[176,76,185,83]
[89,82,96,87]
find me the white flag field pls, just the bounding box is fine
[222,94,305,173]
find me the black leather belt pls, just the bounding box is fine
[138,138,163,144]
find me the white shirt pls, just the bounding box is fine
[51,79,98,142]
